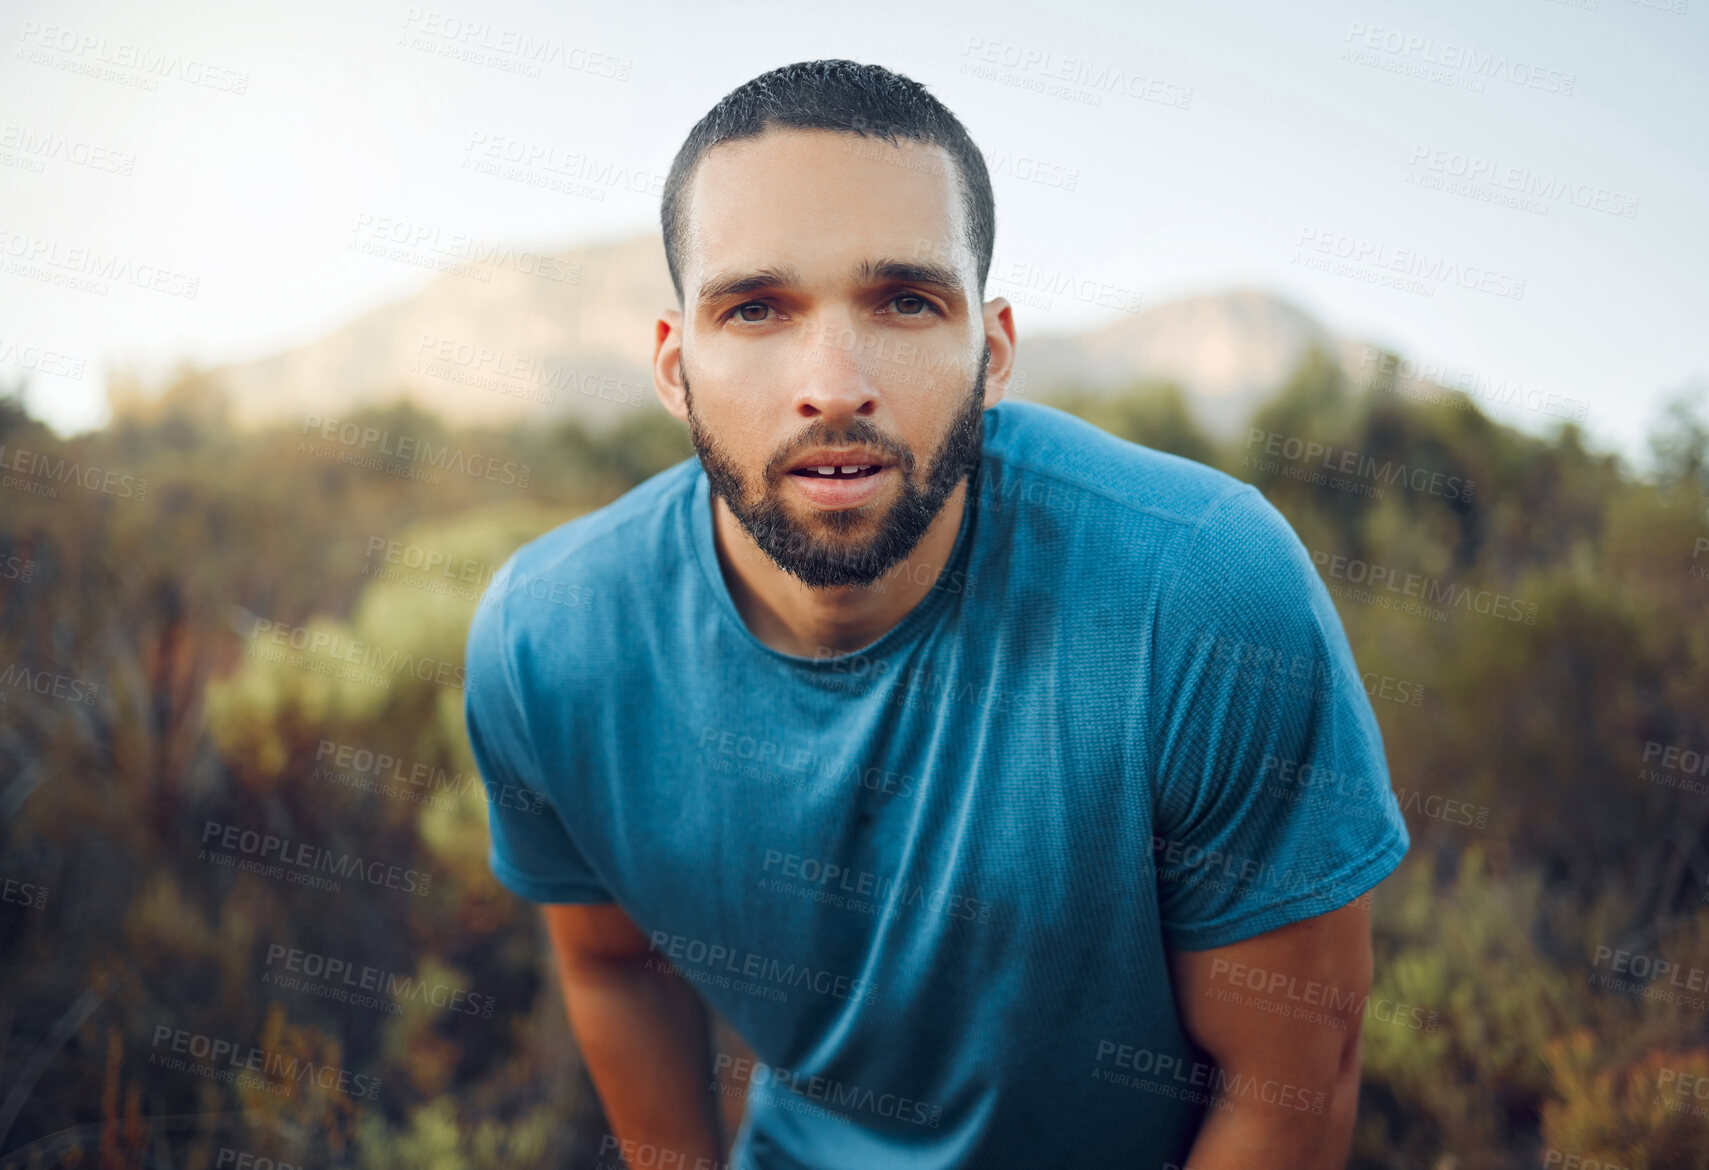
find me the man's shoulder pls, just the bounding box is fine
[468,456,700,672]
[981,400,1316,624]
[982,398,1256,536]
[502,455,699,588]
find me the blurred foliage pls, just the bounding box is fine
[0,351,1706,1167]
[1046,379,1218,467]
[1649,377,1709,496]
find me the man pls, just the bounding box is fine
[464,59,1409,1170]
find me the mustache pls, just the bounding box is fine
[766,422,918,480]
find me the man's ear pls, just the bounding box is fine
[654,308,687,421]
[981,296,1016,409]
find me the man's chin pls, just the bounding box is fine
[762,509,901,583]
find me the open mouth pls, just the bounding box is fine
[787,464,885,480]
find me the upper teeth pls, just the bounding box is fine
[809,465,871,475]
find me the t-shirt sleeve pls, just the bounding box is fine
[1146,485,1410,951]
[464,578,615,905]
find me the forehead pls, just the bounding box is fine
[681,127,968,294]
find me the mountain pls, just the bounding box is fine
[211,232,677,431]
[207,230,1361,438]
[1008,289,1338,438]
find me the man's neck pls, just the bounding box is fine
[709,480,969,659]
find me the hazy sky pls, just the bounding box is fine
[2,0,1704,465]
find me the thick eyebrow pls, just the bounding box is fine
[853,257,966,301]
[695,256,967,314]
[696,264,803,312]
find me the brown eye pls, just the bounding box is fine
[890,293,940,317]
[735,302,771,323]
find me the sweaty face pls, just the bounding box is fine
[676,126,995,589]
[685,349,987,588]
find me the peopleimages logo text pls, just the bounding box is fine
[149,1026,379,1099]
[1310,551,1538,625]
[1294,228,1525,301]
[263,944,494,1018]
[0,442,148,499]
[246,618,467,690]
[299,416,531,486]
[1343,22,1577,95]
[1248,428,1474,502]
[200,821,433,897]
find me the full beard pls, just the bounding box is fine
[685,348,989,589]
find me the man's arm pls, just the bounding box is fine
[1166,896,1372,1170]
[541,902,726,1169]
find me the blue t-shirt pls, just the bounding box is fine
[464,399,1409,1169]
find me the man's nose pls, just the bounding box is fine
[791,315,880,419]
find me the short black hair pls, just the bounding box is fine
[660,59,995,307]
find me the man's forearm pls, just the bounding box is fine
[559,954,726,1169]
[1178,1062,1358,1170]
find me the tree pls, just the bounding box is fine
[1649,377,1709,495]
